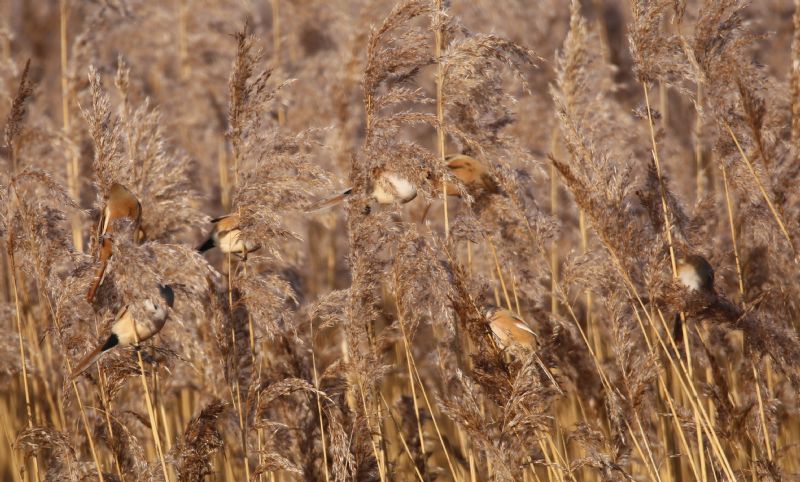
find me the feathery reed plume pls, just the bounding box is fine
[172,400,227,482]
[4,2,800,481]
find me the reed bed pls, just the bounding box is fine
[1,0,800,480]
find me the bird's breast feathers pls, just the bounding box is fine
[374,173,417,204]
[678,265,702,291]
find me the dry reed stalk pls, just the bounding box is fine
[177,0,189,81]
[550,148,735,475]
[721,164,744,296]
[434,0,448,240]
[627,416,662,482]
[88,310,123,481]
[524,216,679,477]
[59,0,82,254]
[720,161,775,466]
[379,393,426,482]
[218,142,231,212]
[309,318,330,482]
[271,0,285,126]
[7,248,40,482]
[1,401,23,482]
[695,84,704,202]
[394,294,428,478]
[578,210,600,358]
[25,322,62,433]
[488,239,512,311]
[724,122,796,258]
[576,212,731,476]
[648,306,736,479]
[793,0,800,144]
[642,84,693,371]
[549,131,559,316]
[751,363,773,461]
[97,374,126,481]
[132,329,171,482]
[154,368,174,452]
[355,375,387,482]
[407,352,459,481]
[223,242,251,481]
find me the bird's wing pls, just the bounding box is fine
[209,214,232,224]
[213,215,240,235]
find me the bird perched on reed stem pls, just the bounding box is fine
[443,154,499,196]
[197,214,261,259]
[485,306,563,393]
[305,171,417,212]
[486,306,538,350]
[72,285,174,379]
[86,183,143,303]
[673,254,715,342]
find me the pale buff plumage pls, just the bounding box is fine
[306,172,417,212]
[87,183,143,303]
[197,214,261,257]
[72,285,174,379]
[487,308,538,350]
[371,172,418,204]
[444,154,499,196]
[673,254,714,342]
[676,254,714,293]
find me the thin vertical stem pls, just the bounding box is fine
[434,0,448,239]
[8,244,41,482]
[60,0,83,253]
[724,122,795,257]
[752,363,773,461]
[642,85,678,277]
[396,300,428,478]
[379,394,426,482]
[792,0,800,144]
[722,160,774,465]
[550,162,559,315]
[177,0,189,81]
[272,0,285,127]
[721,165,745,295]
[695,84,704,202]
[310,318,330,482]
[408,353,460,481]
[132,329,170,482]
[488,239,512,310]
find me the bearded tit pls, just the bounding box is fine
[673,254,714,342]
[306,171,417,213]
[86,183,143,303]
[443,154,499,196]
[486,306,538,350]
[197,214,261,259]
[72,284,174,379]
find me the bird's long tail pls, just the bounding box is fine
[86,259,108,303]
[305,188,352,213]
[672,312,684,343]
[70,334,119,379]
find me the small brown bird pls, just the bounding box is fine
[673,254,715,342]
[306,172,417,212]
[71,284,174,379]
[486,306,538,350]
[443,154,499,196]
[86,183,143,303]
[197,214,260,258]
